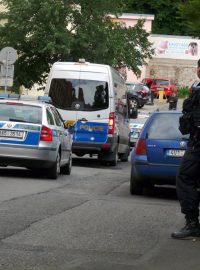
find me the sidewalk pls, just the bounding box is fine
[145,97,184,112]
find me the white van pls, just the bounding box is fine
[45,59,137,165]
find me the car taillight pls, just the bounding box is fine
[40,125,53,141]
[108,112,115,134]
[135,139,146,155]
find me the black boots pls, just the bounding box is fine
[171,218,200,239]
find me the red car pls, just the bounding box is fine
[150,78,178,98]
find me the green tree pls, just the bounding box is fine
[125,0,188,36]
[0,0,153,91]
[179,0,200,37]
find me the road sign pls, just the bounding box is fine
[0,77,13,87]
[0,47,17,65]
[0,64,14,78]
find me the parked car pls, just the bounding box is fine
[129,114,149,147]
[150,78,178,99]
[141,78,154,89]
[130,111,189,195]
[126,82,150,108]
[0,94,73,179]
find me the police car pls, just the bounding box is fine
[129,114,149,147]
[0,94,72,179]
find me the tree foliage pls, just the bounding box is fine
[178,0,200,37]
[0,0,153,90]
[125,0,188,36]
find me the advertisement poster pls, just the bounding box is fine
[150,36,200,60]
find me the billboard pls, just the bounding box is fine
[150,35,200,60]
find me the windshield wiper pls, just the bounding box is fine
[9,118,28,123]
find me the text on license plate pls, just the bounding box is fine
[168,149,185,157]
[0,129,24,139]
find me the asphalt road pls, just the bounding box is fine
[1,97,200,270]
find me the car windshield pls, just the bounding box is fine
[147,113,189,140]
[0,103,42,124]
[126,83,141,92]
[49,78,109,111]
[130,131,140,138]
[153,80,169,86]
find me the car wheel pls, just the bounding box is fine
[75,153,85,157]
[60,153,72,175]
[48,151,60,180]
[131,98,139,108]
[99,147,118,166]
[130,170,143,195]
[109,147,118,166]
[119,147,130,162]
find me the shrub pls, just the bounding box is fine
[178,86,190,98]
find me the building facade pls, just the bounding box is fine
[116,14,199,86]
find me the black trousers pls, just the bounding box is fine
[169,102,177,110]
[176,148,200,220]
[150,91,154,103]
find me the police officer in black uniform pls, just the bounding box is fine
[172,59,200,239]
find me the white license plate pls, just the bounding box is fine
[167,149,185,157]
[0,129,24,139]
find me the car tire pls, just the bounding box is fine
[130,170,143,195]
[75,153,85,157]
[131,98,139,108]
[48,151,60,180]
[60,153,72,175]
[119,147,130,162]
[99,147,118,166]
[109,147,118,166]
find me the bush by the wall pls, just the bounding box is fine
[178,86,190,98]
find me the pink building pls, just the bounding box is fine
[112,13,154,82]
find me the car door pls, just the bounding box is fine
[50,107,69,163]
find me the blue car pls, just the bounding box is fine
[130,111,189,195]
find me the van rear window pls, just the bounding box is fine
[49,79,109,111]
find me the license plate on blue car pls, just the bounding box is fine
[167,149,185,157]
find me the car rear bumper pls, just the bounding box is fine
[72,136,118,154]
[0,144,57,168]
[132,163,179,185]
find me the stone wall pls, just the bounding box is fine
[146,58,198,87]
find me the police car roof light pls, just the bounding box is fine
[38,96,52,103]
[0,94,52,103]
[0,93,9,99]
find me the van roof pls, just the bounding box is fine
[51,61,111,73]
